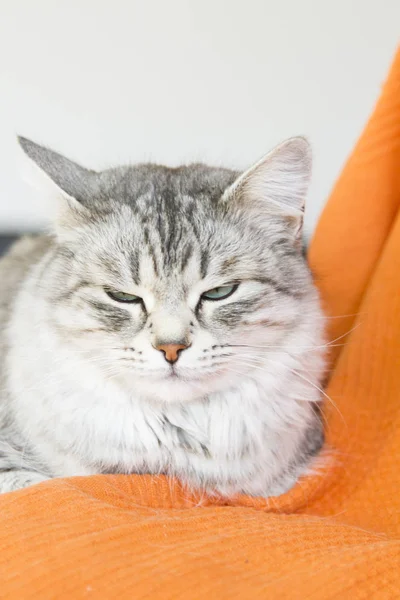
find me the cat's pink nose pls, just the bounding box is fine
[156,343,188,364]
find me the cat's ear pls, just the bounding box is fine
[17,136,97,237]
[223,137,311,239]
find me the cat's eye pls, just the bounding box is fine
[201,284,238,301]
[106,289,142,303]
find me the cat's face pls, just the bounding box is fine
[19,137,317,402]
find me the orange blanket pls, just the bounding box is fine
[1,50,400,599]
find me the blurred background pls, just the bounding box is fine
[0,0,399,239]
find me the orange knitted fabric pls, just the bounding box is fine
[0,48,399,600]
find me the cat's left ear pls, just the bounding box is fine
[17,136,99,238]
[223,137,311,240]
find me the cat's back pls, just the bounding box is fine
[0,235,53,329]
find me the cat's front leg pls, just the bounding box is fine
[0,470,49,494]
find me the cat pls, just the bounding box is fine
[0,136,325,496]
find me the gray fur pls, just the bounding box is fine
[0,137,326,496]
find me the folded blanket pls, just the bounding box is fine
[1,48,399,600]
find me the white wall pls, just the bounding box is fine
[0,1,399,235]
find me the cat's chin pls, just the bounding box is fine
[136,377,207,403]
[124,368,240,404]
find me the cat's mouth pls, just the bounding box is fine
[135,363,227,384]
[162,365,223,383]
[166,369,180,380]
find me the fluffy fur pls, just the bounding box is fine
[0,137,325,495]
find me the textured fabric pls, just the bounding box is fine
[1,48,400,599]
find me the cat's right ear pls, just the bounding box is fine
[222,137,311,243]
[17,136,96,238]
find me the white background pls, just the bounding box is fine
[0,1,399,235]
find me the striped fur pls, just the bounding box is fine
[0,137,325,496]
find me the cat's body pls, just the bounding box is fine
[0,138,325,495]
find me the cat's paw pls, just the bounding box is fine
[0,470,50,494]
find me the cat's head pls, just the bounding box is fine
[19,136,320,403]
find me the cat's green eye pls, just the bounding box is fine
[106,289,142,304]
[201,284,238,301]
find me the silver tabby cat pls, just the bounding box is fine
[0,136,325,495]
